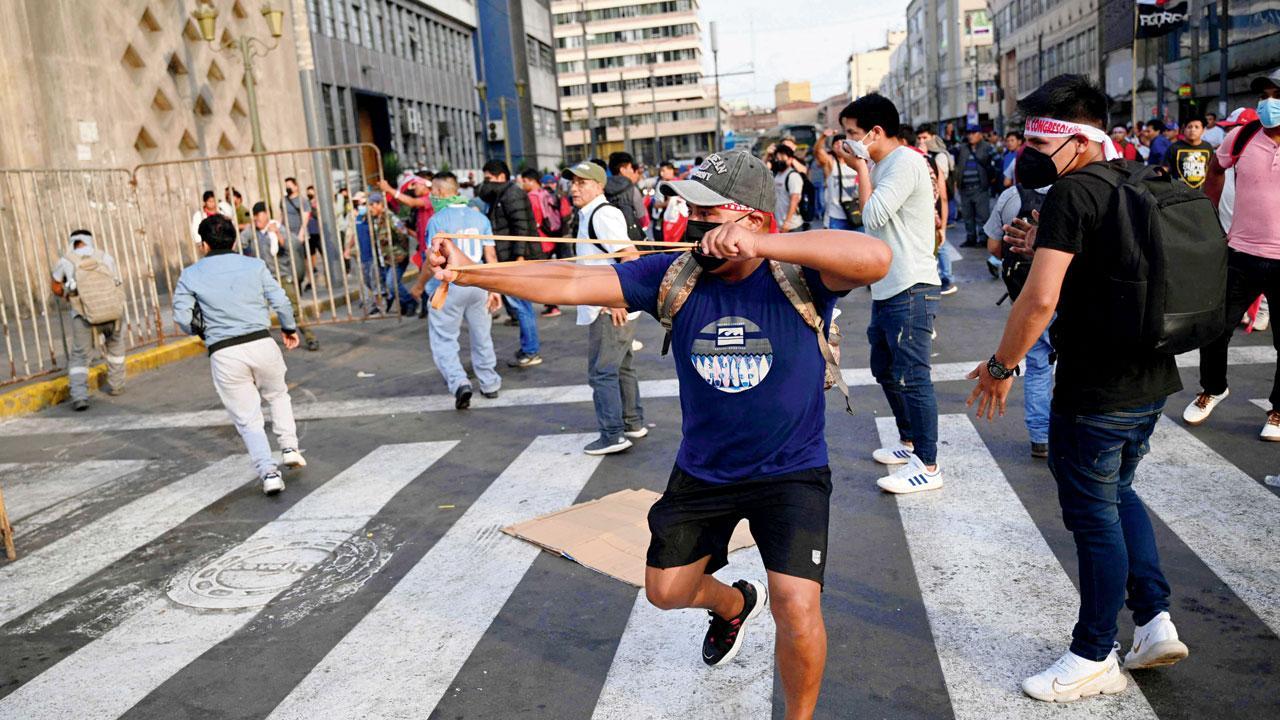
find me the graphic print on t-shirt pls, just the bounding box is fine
[1174,147,1210,189]
[690,315,773,393]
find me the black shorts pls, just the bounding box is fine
[646,464,832,585]
[307,233,323,255]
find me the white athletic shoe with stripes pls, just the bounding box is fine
[872,443,916,466]
[1022,645,1127,703]
[876,457,944,494]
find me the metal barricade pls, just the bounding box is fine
[0,169,159,385]
[0,144,401,387]
[132,143,401,334]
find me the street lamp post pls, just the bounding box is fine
[711,21,722,152]
[192,1,284,213]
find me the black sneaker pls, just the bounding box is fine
[72,399,89,412]
[455,385,473,410]
[1031,442,1049,459]
[507,352,543,368]
[306,338,320,352]
[702,579,767,667]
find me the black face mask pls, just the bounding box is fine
[685,220,728,271]
[770,160,790,173]
[1015,138,1074,189]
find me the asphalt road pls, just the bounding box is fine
[1,230,1277,720]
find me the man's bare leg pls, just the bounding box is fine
[768,570,826,720]
[644,559,744,618]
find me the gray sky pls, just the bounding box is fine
[698,0,909,108]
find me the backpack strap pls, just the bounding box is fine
[768,260,852,414]
[656,252,702,355]
[1230,120,1263,164]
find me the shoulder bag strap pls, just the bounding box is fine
[769,260,852,414]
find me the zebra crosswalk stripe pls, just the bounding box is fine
[591,546,775,719]
[876,415,1159,719]
[0,442,454,720]
[0,460,148,525]
[0,455,250,628]
[1138,418,1280,635]
[266,433,602,719]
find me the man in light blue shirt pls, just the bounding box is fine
[174,215,305,495]
[409,172,501,409]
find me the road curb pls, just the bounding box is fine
[0,337,205,419]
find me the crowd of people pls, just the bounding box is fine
[51,65,1279,720]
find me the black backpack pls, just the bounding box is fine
[1074,160,1227,355]
[604,183,647,242]
[788,170,819,223]
[1000,186,1046,303]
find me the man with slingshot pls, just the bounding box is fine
[428,150,891,719]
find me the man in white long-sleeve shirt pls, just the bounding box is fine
[835,93,945,494]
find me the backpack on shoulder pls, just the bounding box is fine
[63,251,124,325]
[604,184,647,242]
[1076,160,1228,355]
[998,186,1046,303]
[787,170,819,223]
[655,253,851,413]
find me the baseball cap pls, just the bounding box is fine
[368,192,385,204]
[659,151,775,214]
[541,173,556,185]
[965,123,982,133]
[562,161,606,185]
[1249,67,1280,93]
[251,201,267,214]
[1220,107,1260,127]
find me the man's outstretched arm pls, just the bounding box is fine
[697,224,893,292]
[430,240,627,307]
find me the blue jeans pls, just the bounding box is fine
[360,259,382,311]
[1023,328,1054,444]
[827,216,855,230]
[937,243,954,287]
[384,260,415,311]
[867,283,940,465]
[428,285,500,395]
[506,295,540,355]
[588,313,643,439]
[1048,401,1171,661]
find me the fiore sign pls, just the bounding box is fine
[1136,0,1189,39]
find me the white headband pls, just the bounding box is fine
[1024,117,1121,161]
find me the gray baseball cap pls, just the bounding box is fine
[1250,67,1280,93]
[660,151,775,214]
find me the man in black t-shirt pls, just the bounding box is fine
[967,75,1189,704]
[1163,116,1213,189]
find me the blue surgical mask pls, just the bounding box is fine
[1258,98,1280,129]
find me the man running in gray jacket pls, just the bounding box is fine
[173,214,306,495]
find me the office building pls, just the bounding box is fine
[307,0,484,173]
[903,0,997,130]
[990,0,1098,125]
[476,0,564,171]
[848,31,906,100]
[551,0,721,163]
[774,80,812,107]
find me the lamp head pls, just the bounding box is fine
[192,2,219,43]
[262,3,285,38]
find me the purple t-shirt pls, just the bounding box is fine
[615,254,847,483]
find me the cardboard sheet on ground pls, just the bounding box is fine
[502,488,756,587]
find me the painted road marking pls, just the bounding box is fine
[1,346,1272,437]
[267,434,601,720]
[0,442,454,720]
[591,546,774,720]
[0,455,250,627]
[877,415,1158,719]
[1139,418,1280,635]
[0,459,148,522]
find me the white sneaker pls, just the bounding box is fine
[872,444,916,465]
[623,426,649,439]
[1124,611,1189,670]
[1023,646,1127,703]
[632,339,644,352]
[876,459,944,494]
[1182,389,1228,426]
[262,471,285,496]
[1261,411,1280,442]
[281,448,307,468]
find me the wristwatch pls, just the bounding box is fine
[987,355,1020,380]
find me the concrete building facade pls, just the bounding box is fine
[848,31,906,100]
[903,0,998,130]
[774,80,812,107]
[476,0,564,171]
[0,0,310,169]
[990,0,1098,123]
[551,0,719,163]
[306,0,484,174]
